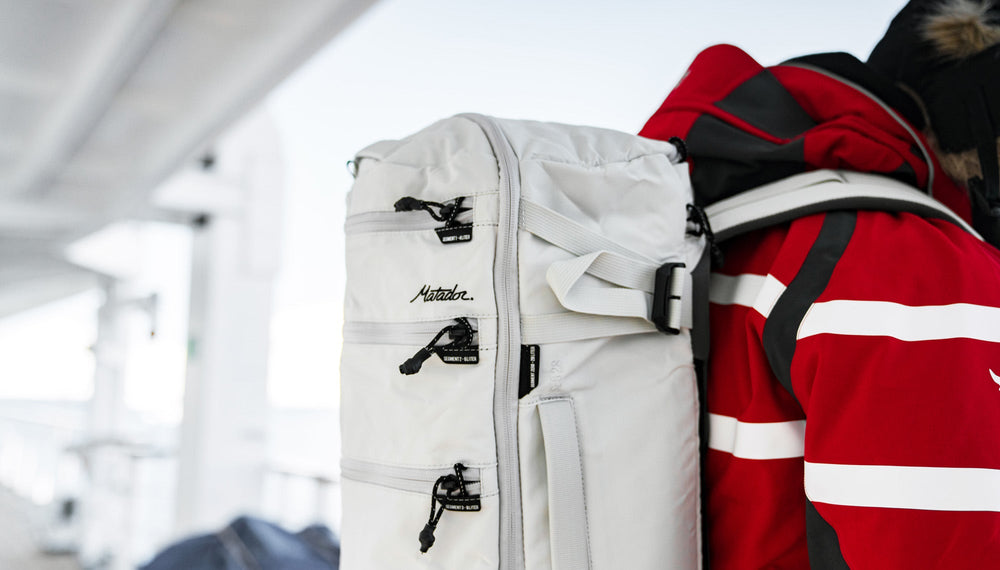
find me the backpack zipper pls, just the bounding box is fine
[399,317,479,375]
[418,463,482,553]
[343,318,482,347]
[340,457,497,496]
[344,210,441,234]
[341,459,499,554]
[393,195,469,223]
[344,196,473,238]
[462,113,525,570]
[394,195,474,244]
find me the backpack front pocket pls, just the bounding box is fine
[340,319,501,569]
[340,458,500,569]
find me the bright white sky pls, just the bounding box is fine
[0,0,907,414]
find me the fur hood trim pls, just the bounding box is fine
[923,0,1000,59]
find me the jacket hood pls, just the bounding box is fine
[639,44,972,223]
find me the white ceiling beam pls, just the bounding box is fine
[0,202,93,233]
[3,0,182,199]
[134,0,381,202]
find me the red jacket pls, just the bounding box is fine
[641,45,1000,569]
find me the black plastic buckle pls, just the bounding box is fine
[652,262,686,335]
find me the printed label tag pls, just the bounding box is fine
[440,496,482,512]
[438,346,479,365]
[435,224,474,244]
[519,345,540,398]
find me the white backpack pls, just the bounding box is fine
[339,114,971,569]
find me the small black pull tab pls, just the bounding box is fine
[419,522,437,553]
[399,347,433,375]
[519,345,540,398]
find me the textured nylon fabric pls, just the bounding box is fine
[520,199,658,263]
[546,251,653,320]
[519,312,657,345]
[343,115,704,570]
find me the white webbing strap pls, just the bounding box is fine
[542,252,693,338]
[520,199,692,336]
[537,397,592,570]
[707,169,980,241]
[520,199,657,262]
[546,251,655,319]
[520,313,655,344]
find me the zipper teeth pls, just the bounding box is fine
[343,319,480,346]
[340,459,499,496]
[463,114,524,570]
[341,460,478,487]
[344,210,440,234]
[344,205,475,234]
[782,62,936,194]
[342,463,473,484]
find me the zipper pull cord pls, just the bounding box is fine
[419,463,476,554]
[686,204,724,267]
[399,318,476,375]
[394,196,469,226]
[419,475,449,553]
[399,326,450,376]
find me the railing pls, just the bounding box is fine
[0,412,86,506]
[0,407,343,569]
[0,408,179,569]
[0,410,88,566]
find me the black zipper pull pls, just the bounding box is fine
[419,463,481,553]
[399,347,435,375]
[393,196,473,244]
[393,196,426,214]
[686,204,724,267]
[399,318,479,375]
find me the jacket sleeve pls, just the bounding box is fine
[767,210,1000,569]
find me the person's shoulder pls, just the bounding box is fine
[712,206,1000,305]
[822,209,1000,306]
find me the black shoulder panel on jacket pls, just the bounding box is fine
[762,210,857,405]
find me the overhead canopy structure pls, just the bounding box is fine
[0,0,376,316]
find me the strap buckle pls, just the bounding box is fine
[651,262,686,334]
